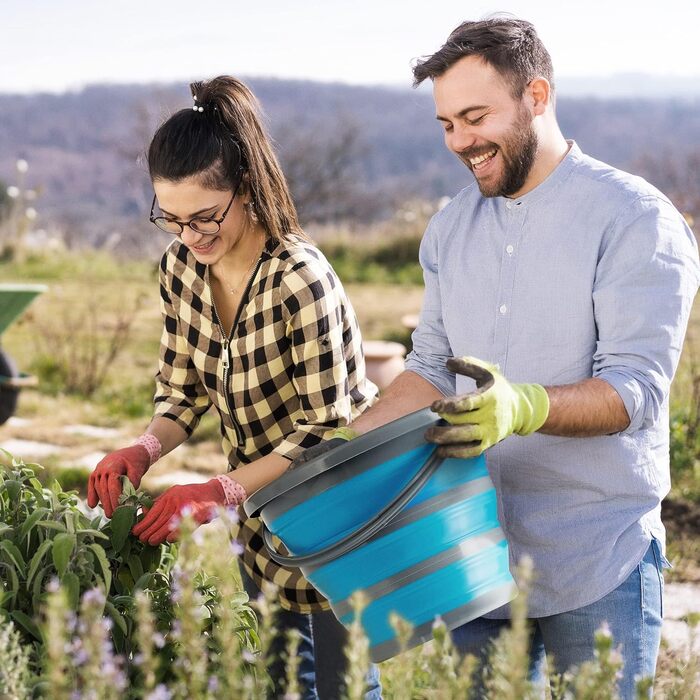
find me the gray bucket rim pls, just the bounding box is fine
[243,407,441,518]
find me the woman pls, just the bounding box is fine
[87,76,381,699]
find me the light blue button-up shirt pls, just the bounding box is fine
[405,142,700,617]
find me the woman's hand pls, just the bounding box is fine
[87,445,151,517]
[131,479,226,545]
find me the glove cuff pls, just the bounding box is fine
[214,475,247,506]
[134,433,162,467]
[514,383,550,436]
[332,426,359,441]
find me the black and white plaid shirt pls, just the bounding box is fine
[154,235,378,612]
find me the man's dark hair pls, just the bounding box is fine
[412,17,554,98]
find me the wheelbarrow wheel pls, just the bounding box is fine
[0,349,20,426]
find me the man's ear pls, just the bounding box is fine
[527,77,552,116]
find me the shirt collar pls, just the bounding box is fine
[498,140,581,209]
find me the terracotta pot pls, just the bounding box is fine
[362,340,406,390]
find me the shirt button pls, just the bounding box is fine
[506,244,514,255]
[499,304,507,314]
[505,201,512,209]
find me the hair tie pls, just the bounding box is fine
[192,95,204,113]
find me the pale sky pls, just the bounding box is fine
[2,0,699,93]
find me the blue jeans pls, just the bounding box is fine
[240,568,382,699]
[450,539,667,699]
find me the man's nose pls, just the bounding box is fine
[447,124,478,154]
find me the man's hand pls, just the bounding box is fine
[87,445,151,517]
[426,356,549,458]
[131,479,226,545]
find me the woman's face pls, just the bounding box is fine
[152,176,251,264]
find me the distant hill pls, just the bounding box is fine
[557,73,700,99]
[1,78,698,247]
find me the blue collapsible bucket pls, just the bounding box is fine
[244,408,516,662]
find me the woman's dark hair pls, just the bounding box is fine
[412,17,554,99]
[148,76,305,242]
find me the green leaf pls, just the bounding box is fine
[61,571,81,610]
[76,528,109,541]
[120,477,137,499]
[0,541,26,570]
[139,544,162,573]
[104,600,128,635]
[37,520,67,532]
[19,507,49,540]
[133,572,155,591]
[88,543,112,593]
[27,539,53,587]
[0,563,19,607]
[52,533,76,577]
[110,505,136,553]
[117,566,135,594]
[32,565,52,601]
[4,480,21,502]
[11,610,42,641]
[127,552,144,582]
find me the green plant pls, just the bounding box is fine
[26,287,147,398]
[0,452,258,696]
[0,620,31,699]
[319,233,425,286]
[0,452,166,659]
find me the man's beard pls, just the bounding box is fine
[462,106,538,198]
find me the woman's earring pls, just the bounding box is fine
[245,201,258,223]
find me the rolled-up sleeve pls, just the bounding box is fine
[153,257,212,435]
[592,196,700,434]
[404,215,456,397]
[272,264,355,460]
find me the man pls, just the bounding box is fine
[338,16,699,698]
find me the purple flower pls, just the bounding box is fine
[224,505,240,522]
[145,685,172,700]
[81,587,106,606]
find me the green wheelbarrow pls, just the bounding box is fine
[0,284,47,425]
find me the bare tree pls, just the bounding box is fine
[275,112,387,224]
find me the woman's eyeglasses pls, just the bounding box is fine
[149,177,243,236]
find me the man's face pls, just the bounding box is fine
[434,56,538,198]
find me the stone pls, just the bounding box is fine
[0,439,63,459]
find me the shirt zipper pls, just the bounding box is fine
[209,255,265,448]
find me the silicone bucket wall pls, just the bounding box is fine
[263,450,516,661]
[338,539,513,643]
[269,443,436,555]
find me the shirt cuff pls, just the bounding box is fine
[272,426,335,462]
[153,401,206,436]
[595,371,643,434]
[404,352,454,397]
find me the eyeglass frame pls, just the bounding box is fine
[149,170,244,236]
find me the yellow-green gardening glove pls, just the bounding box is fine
[425,356,550,458]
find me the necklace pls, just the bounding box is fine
[224,243,263,295]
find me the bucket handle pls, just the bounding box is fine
[261,449,443,568]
